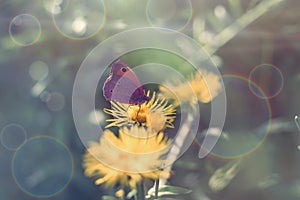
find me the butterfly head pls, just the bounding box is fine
[133,95,150,105]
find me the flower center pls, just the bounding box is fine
[127,104,150,124]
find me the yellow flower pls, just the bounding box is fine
[103,91,176,132]
[83,126,171,189]
[159,70,222,106]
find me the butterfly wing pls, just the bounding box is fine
[103,61,149,104]
[111,60,142,88]
[102,74,117,101]
[114,76,143,104]
[113,63,149,104]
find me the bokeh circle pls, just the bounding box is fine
[29,61,49,81]
[198,74,272,159]
[0,123,27,150]
[9,14,42,46]
[46,92,65,112]
[72,27,226,172]
[146,0,193,31]
[249,64,284,99]
[52,0,106,40]
[12,136,73,197]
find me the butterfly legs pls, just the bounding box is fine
[127,104,143,126]
[136,104,141,121]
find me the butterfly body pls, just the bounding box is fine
[103,60,150,105]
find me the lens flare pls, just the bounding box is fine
[9,14,41,46]
[52,0,106,40]
[146,0,192,31]
[197,74,272,159]
[1,123,27,150]
[12,136,73,198]
[249,64,284,99]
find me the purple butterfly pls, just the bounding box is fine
[102,60,150,105]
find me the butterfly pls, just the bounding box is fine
[102,60,150,105]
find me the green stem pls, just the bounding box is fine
[154,179,159,199]
[136,180,145,200]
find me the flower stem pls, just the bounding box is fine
[154,179,159,199]
[160,109,194,185]
[136,180,145,200]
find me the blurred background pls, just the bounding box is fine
[1,0,300,199]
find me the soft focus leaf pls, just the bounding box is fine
[209,160,241,192]
[295,116,300,131]
[126,189,137,199]
[147,185,191,198]
[158,185,192,195]
[257,174,280,189]
[255,118,296,136]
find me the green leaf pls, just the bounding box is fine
[295,116,300,131]
[158,185,191,195]
[147,185,191,198]
[126,189,137,199]
[102,195,117,200]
